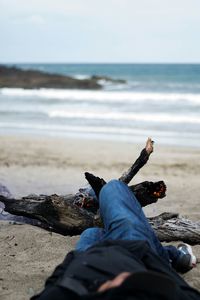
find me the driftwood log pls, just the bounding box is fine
[1,194,200,245]
[0,145,200,244]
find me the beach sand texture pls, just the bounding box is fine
[0,135,200,300]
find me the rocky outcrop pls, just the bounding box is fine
[0,65,101,89]
[0,66,126,90]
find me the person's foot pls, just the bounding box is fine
[85,172,106,198]
[174,243,197,273]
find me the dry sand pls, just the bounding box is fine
[0,135,200,299]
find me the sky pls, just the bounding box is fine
[0,0,200,63]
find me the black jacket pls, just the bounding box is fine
[33,240,200,300]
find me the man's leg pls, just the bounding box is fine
[76,227,105,251]
[77,178,195,270]
[99,180,169,261]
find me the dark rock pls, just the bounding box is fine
[91,75,126,84]
[0,65,102,90]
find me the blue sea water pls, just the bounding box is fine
[1,63,200,147]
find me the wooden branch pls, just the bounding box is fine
[0,143,198,244]
[149,213,200,245]
[0,194,95,235]
[119,149,150,184]
[1,195,200,244]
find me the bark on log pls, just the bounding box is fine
[1,144,199,244]
[149,213,200,245]
[1,195,200,244]
[0,194,95,235]
[0,145,152,234]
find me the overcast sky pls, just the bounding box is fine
[1,0,200,63]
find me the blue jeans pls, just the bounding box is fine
[76,180,179,264]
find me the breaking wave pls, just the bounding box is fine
[1,88,200,105]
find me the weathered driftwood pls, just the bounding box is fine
[0,145,152,235]
[0,194,94,235]
[1,195,200,244]
[149,213,200,245]
[1,145,199,244]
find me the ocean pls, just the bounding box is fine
[1,63,200,147]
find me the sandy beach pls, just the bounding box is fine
[0,134,200,300]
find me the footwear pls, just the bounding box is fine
[84,172,106,198]
[175,243,197,273]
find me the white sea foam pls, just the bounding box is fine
[48,110,200,124]
[0,122,143,134]
[72,74,91,80]
[0,103,199,125]
[1,88,200,105]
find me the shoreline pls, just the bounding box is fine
[1,130,200,148]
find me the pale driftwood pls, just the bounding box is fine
[149,213,200,245]
[1,195,200,244]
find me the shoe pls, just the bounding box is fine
[84,172,106,198]
[174,243,197,273]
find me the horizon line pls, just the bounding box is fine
[1,62,200,65]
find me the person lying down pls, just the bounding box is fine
[31,172,198,300]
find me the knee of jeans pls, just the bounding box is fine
[108,179,121,186]
[101,179,122,194]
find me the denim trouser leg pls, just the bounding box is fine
[76,180,179,263]
[76,227,105,251]
[99,180,170,260]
